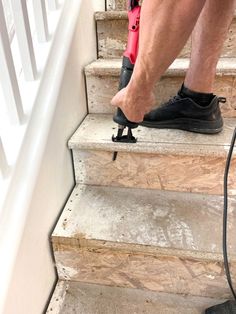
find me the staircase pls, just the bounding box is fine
[47,1,236,312]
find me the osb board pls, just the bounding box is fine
[96,15,236,59]
[86,72,236,117]
[72,149,236,195]
[96,17,191,59]
[53,244,236,299]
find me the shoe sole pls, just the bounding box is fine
[113,116,139,129]
[140,118,223,134]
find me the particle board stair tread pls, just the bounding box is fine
[52,185,236,297]
[106,0,236,11]
[96,10,236,20]
[46,280,224,314]
[52,184,236,261]
[85,58,236,77]
[68,114,236,194]
[68,114,236,157]
[84,59,236,117]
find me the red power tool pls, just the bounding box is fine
[112,0,141,161]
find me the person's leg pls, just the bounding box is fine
[111,0,206,123]
[185,0,236,93]
[141,0,236,134]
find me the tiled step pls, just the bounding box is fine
[47,280,224,313]
[95,11,236,59]
[52,184,236,298]
[85,58,236,118]
[68,114,236,195]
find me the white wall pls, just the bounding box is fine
[3,1,105,313]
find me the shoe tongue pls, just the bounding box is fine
[177,90,185,98]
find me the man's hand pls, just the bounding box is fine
[111,84,155,123]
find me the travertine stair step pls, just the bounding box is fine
[95,11,236,59]
[68,114,236,195]
[52,184,236,298]
[85,58,236,118]
[47,280,225,313]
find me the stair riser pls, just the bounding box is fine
[86,74,236,117]
[96,17,236,59]
[53,243,235,299]
[72,150,236,195]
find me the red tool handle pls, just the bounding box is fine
[124,4,141,64]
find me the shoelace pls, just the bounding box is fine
[170,95,226,104]
[158,95,182,108]
[159,95,226,109]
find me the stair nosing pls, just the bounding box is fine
[85,58,236,77]
[95,10,236,21]
[68,114,236,157]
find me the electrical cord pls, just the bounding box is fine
[223,126,236,300]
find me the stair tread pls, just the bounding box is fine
[95,10,236,20]
[53,184,236,260]
[85,58,236,77]
[95,10,128,20]
[68,114,236,156]
[47,280,224,314]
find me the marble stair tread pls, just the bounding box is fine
[85,57,236,77]
[52,184,236,260]
[47,280,224,314]
[68,114,236,157]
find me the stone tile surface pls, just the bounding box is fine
[47,280,225,314]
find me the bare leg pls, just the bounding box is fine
[185,0,236,93]
[111,0,206,122]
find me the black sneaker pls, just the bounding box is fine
[205,300,236,313]
[140,94,226,134]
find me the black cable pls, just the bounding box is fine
[223,126,236,300]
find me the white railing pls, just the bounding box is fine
[0,0,23,124]
[0,0,64,206]
[0,138,8,179]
